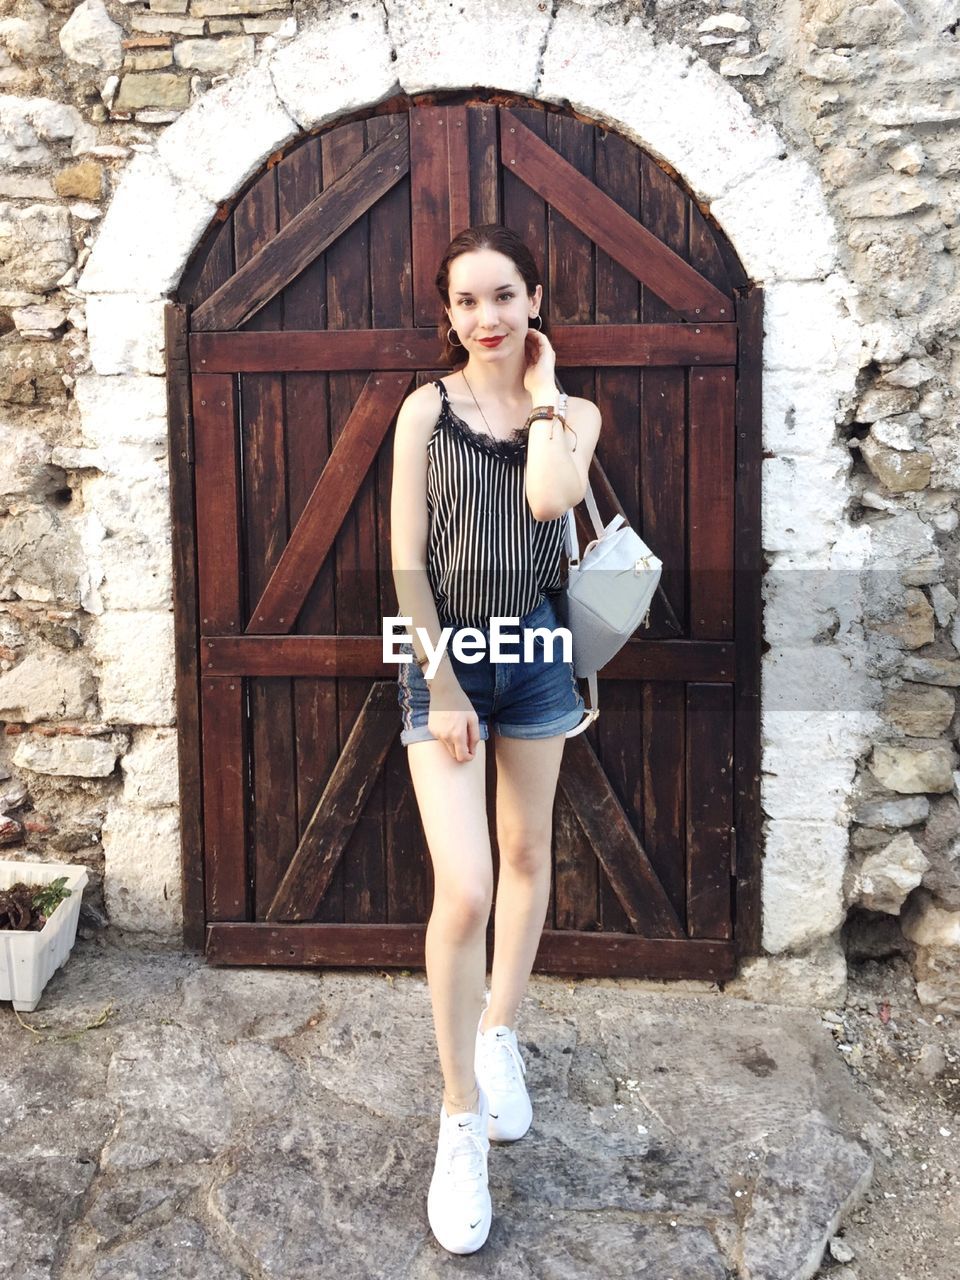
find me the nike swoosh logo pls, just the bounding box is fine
[470,1219,481,1229]
[489,1113,499,1118]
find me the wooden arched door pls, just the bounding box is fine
[166,96,762,980]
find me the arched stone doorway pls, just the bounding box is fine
[75,7,865,997]
[167,93,758,978]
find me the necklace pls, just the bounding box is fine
[459,370,527,443]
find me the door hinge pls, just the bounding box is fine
[729,826,737,876]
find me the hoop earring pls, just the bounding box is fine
[530,314,543,331]
[447,326,463,347]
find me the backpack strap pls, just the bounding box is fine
[564,672,599,738]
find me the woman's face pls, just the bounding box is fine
[445,248,541,361]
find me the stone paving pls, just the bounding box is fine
[1,935,877,1279]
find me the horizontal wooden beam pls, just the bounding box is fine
[199,634,736,679]
[189,322,736,371]
[204,921,737,980]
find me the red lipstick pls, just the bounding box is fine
[477,336,504,347]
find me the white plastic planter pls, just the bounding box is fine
[0,860,89,1012]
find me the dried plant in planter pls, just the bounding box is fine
[0,877,72,932]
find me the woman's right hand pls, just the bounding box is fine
[427,672,481,763]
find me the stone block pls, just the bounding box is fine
[863,510,943,586]
[0,202,73,292]
[54,160,104,200]
[79,150,216,296]
[0,506,84,606]
[130,15,205,36]
[13,733,120,778]
[120,727,181,808]
[540,4,783,203]
[868,741,958,794]
[114,71,191,111]
[760,742,855,823]
[761,368,851,459]
[849,833,929,914]
[0,174,55,198]
[725,936,847,1006]
[191,0,287,14]
[101,802,182,934]
[90,609,175,725]
[881,684,956,737]
[761,820,848,953]
[763,278,863,373]
[712,154,839,281]
[74,373,167,448]
[389,0,545,94]
[156,62,297,203]
[269,5,396,131]
[59,0,123,71]
[84,465,174,611]
[173,35,254,73]
[84,296,166,375]
[762,452,854,553]
[0,650,97,722]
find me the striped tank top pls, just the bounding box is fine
[425,378,567,629]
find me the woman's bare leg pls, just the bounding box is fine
[483,733,566,1033]
[407,738,493,1115]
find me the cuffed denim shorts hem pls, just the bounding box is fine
[400,723,491,747]
[494,703,586,740]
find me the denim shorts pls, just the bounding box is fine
[396,594,586,746]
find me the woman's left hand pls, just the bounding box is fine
[523,328,557,397]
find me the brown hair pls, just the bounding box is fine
[434,224,548,368]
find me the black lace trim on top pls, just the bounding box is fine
[432,379,528,463]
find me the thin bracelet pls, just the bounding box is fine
[526,413,578,452]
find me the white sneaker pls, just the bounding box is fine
[475,997,533,1141]
[426,1084,492,1254]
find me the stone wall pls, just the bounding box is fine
[1,0,959,1009]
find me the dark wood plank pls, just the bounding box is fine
[368,111,429,928]
[734,284,764,961]
[200,675,247,919]
[245,372,412,634]
[640,153,688,640]
[205,921,737,981]
[189,322,736,372]
[500,107,732,321]
[233,165,298,920]
[685,683,734,939]
[275,134,339,903]
[559,735,685,938]
[193,124,410,332]
[265,682,399,920]
[642,680,686,926]
[165,303,205,952]
[593,123,642,936]
[547,111,601,930]
[689,365,735,640]
[325,118,386,926]
[553,789,599,930]
[468,102,499,226]
[409,105,469,325]
[192,372,241,633]
[178,211,233,310]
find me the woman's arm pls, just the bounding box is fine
[524,388,602,521]
[390,384,480,762]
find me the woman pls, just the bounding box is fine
[389,225,601,1254]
